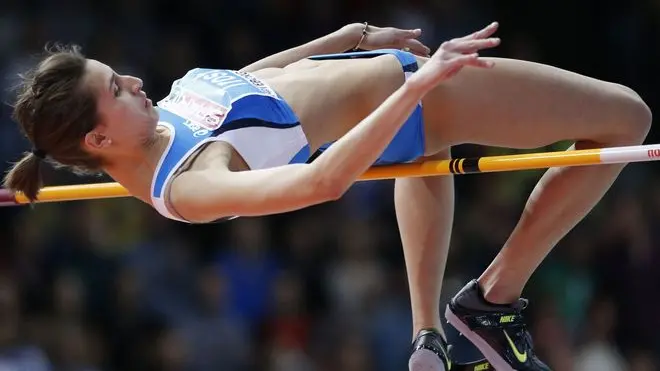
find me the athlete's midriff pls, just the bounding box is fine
[175,54,420,177]
[252,54,409,151]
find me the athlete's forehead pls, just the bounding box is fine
[84,59,115,96]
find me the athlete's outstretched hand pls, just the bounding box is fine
[407,22,500,92]
[344,23,431,57]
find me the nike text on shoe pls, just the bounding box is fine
[444,280,551,371]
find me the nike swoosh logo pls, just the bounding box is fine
[439,343,451,370]
[503,330,527,363]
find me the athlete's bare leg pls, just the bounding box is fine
[396,150,454,371]
[421,57,652,304]
[397,149,454,336]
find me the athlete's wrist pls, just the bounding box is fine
[339,23,367,50]
[403,75,434,98]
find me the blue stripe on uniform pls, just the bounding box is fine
[211,118,300,136]
[226,94,300,124]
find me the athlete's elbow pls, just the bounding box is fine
[312,173,350,202]
[184,208,224,224]
[171,198,219,224]
[322,184,346,201]
[169,189,229,224]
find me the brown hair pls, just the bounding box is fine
[3,44,103,202]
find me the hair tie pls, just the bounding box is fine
[31,148,46,160]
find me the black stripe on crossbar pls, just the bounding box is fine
[461,158,481,173]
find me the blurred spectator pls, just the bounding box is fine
[262,271,314,371]
[176,265,252,371]
[574,297,627,371]
[325,217,385,319]
[215,217,281,328]
[0,276,52,371]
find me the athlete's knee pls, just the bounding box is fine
[607,83,652,145]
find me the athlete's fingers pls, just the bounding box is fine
[402,39,432,57]
[449,37,500,53]
[444,53,494,70]
[444,53,480,69]
[464,57,496,69]
[471,21,499,40]
[459,21,499,41]
[397,28,422,39]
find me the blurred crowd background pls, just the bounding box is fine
[1,0,660,370]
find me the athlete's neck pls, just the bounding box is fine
[102,127,172,203]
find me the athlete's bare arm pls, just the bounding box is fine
[170,23,500,223]
[239,23,430,73]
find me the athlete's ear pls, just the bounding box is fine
[83,131,112,150]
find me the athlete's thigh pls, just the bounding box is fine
[420,57,648,149]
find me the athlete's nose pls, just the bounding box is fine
[129,77,144,94]
[133,82,142,94]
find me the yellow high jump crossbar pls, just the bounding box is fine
[1,143,659,206]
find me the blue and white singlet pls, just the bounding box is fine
[150,49,426,222]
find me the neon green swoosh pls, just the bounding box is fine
[503,330,527,363]
[440,344,451,370]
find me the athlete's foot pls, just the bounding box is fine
[410,328,452,371]
[445,280,552,371]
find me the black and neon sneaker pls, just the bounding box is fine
[410,328,453,371]
[445,280,551,371]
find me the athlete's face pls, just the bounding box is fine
[82,59,159,158]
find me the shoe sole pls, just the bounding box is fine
[445,305,516,371]
[409,348,446,371]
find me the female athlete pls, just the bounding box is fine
[3,22,651,371]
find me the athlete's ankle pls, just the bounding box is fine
[413,323,445,340]
[476,276,522,305]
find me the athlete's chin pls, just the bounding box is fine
[146,105,158,119]
[139,111,159,132]
[147,114,159,128]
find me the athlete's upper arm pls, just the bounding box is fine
[168,164,337,223]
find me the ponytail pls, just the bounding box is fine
[3,151,45,203]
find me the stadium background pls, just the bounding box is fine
[1,0,659,370]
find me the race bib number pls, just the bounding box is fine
[158,85,229,131]
[157,68,279,133]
